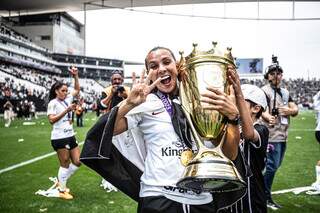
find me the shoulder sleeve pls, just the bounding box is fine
[126,112,142,130]
[47,100,56,115]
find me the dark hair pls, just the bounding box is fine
[264,64,283,79]
[49,81,67,101]
[111,70,123,76]
[110,70,124,81]
[144,46,176,71]
[246,99,263,119]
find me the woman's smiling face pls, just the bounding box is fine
[145,48,178,94]
[55,85,68,100]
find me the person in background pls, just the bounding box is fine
[99,70,130,113]
[75,97,84,127]
[3,87,14,127]
[261,59,299,210]
[47,66,81,200]
[228,67,269,212]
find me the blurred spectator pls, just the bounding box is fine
[75,97,85,127]
[3,87,14,127]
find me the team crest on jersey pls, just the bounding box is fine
[171,139,186,149]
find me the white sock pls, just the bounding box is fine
[66,163,79,179]
[316,165,320,183]
[58,166,69,191]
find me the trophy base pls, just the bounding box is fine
[177,158,246,193]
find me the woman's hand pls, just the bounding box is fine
[200,86,239,121]
[126,69,163,107]
[69,66,78,77]
[67,103,77,112]
[113,69,163,135]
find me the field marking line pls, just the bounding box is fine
[272,186,314,195]
[0,141,84,174]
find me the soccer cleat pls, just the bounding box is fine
[59,191,73,200]
[49,177,70,193]
[267,199,282,210]
[56,183,70,193]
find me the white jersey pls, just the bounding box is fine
[47,95,74,140]
[125,94,212,205]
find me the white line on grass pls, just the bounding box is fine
[0,141,84,174]
[272,186,314,195]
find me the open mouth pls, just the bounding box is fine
[160,75,171,85]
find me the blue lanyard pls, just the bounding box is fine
[57,99,71,119]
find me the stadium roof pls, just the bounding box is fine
[1,0,318,16]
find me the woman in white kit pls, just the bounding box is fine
[113,47,241,213]
[47,66,81,200]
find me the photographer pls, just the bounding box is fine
[99,70,130,113]
[261,56,298,210]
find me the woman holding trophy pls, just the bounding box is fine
[112,46,242,213]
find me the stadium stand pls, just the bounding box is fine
[0,19,122,114]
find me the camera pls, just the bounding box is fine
[115,85,125,93]
[271,108,279,116]
[72,99,79,105]
[271,55,278,65]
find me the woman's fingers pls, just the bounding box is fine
[139,69,146,83]
[200,97,223,111]
[229,86,235,96]
[132,72,136,85]
[205,86,224,96]
[148,76,163,92]
[145,69,155,85]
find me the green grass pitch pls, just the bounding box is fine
[0,111,319,212]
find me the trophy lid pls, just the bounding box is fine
[181,42,236,67]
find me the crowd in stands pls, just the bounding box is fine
[0,63,103,113]
[1,61,319,115]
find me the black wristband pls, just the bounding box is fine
[224,115,240,125]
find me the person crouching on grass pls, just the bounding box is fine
[227,67,269,213]
[47,66,81,200]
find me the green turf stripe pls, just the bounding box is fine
[0,141,84,174]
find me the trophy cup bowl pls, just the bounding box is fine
[176,42,246,193]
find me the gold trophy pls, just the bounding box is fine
[177,42,246,192]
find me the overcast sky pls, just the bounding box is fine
[70,2,320,79]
